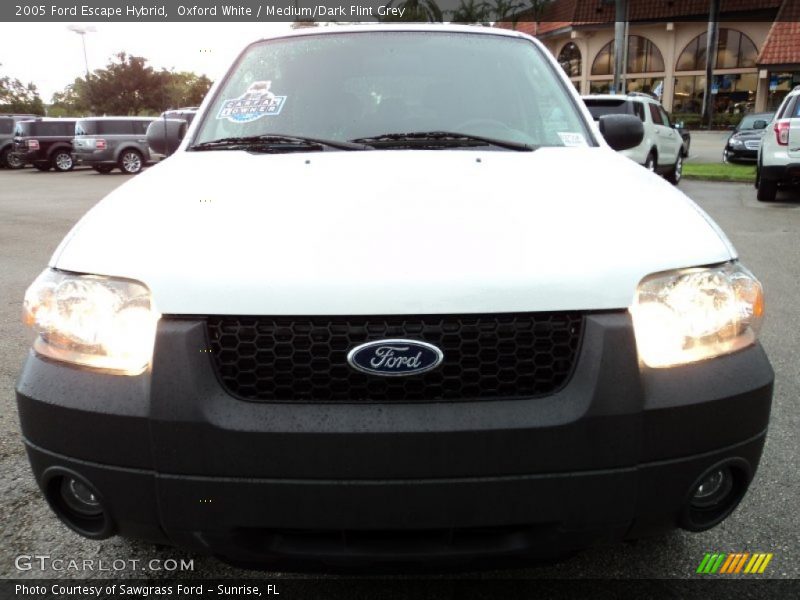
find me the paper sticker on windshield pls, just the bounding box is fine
[557,132,587,147]
[217,81,286,123]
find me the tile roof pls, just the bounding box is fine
[496,0,782,26]
[757,0,800,65]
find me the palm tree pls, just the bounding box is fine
[489,0,526,26]
[383,0,444,22]
[450,0,491,24]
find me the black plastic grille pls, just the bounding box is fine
[207,313,583,402]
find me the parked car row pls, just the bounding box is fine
[1,108,198,174]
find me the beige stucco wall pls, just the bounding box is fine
[545,21,772,111]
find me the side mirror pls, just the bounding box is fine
[752,119,768,130]
[598,114,644,151]
[146,118,188,156]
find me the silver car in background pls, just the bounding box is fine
[72,117,155,174]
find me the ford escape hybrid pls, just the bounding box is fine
[17,25,773,569]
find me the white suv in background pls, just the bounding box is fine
[584,93,684,184]
[756,85,800,202]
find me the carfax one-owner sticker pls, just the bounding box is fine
[217,81,286,123]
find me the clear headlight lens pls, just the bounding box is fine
[630,262,764,368]
[23,269,160,375]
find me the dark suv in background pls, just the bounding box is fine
[12,119,77,172]
[0,114,39,168]
[72,117,156,174]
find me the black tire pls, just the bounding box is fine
[666,153,683,185]
[118,149,143,174]
[1,147,24,169]
[681,142,690,158]
[34,163,51,172]
[757,177,777,202]
[644,151,657,173]
[92,165,115,174]
[51,150,74,172]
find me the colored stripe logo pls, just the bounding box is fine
[696,553,773,574]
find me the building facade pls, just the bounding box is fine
[498,0,800,117]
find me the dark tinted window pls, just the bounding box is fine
[135,120,154,134]
[583,99,631,120]
[28,121,76,136]
[100,120,135,134]
[779,96,800,119]
[658,107,671,128]
[648,104,663,125]
[0,117,14,134]
[633,103,645,121]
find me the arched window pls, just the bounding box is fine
[676,29,758,71]
[591,35,664,76]
[558,42,582,77]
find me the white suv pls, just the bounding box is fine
[756,85,800,202]
[584,93,684,184]
[17,25,772,569]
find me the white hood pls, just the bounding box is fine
[52,148,735,315]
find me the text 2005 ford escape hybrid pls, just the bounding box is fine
[17,25,773,568]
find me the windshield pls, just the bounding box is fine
[737,114,772,130]
[193,31,594,150]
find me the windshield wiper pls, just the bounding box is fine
[349,131,536,152]
[189,134,367,152]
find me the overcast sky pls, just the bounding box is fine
[0,23,296,101]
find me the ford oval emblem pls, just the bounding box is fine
[347,339,444,377]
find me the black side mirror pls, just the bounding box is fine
[598,114,644,151]
[146,118,188,156]
[752,120,768,130]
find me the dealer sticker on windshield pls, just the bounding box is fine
[217,81,286,123]
[557,132,587,147]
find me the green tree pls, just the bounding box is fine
[49,54,213,116]
[0,64,45,115]
[85,52,161,115]
[155,70,213,111]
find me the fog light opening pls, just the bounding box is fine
[42,468,114,539]
[681,459,750,532]
[61,477,103,517]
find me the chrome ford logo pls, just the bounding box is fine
[347,339,444,377]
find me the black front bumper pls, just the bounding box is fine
[724,146,758,161]
[16,313,774,568]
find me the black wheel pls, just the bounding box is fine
[118,150,143,174]
[34,163,51,172]
[51,150,74,172]
[666,153,683,185]
[1,147,23,169]
[92,165,114,174]
[644,152,657,173]
[757,177,777,202]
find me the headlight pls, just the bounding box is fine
[630,262,764,368]
[23,269,159,375]
[730,138,743,147]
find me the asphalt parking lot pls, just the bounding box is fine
[0,168,798,583]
